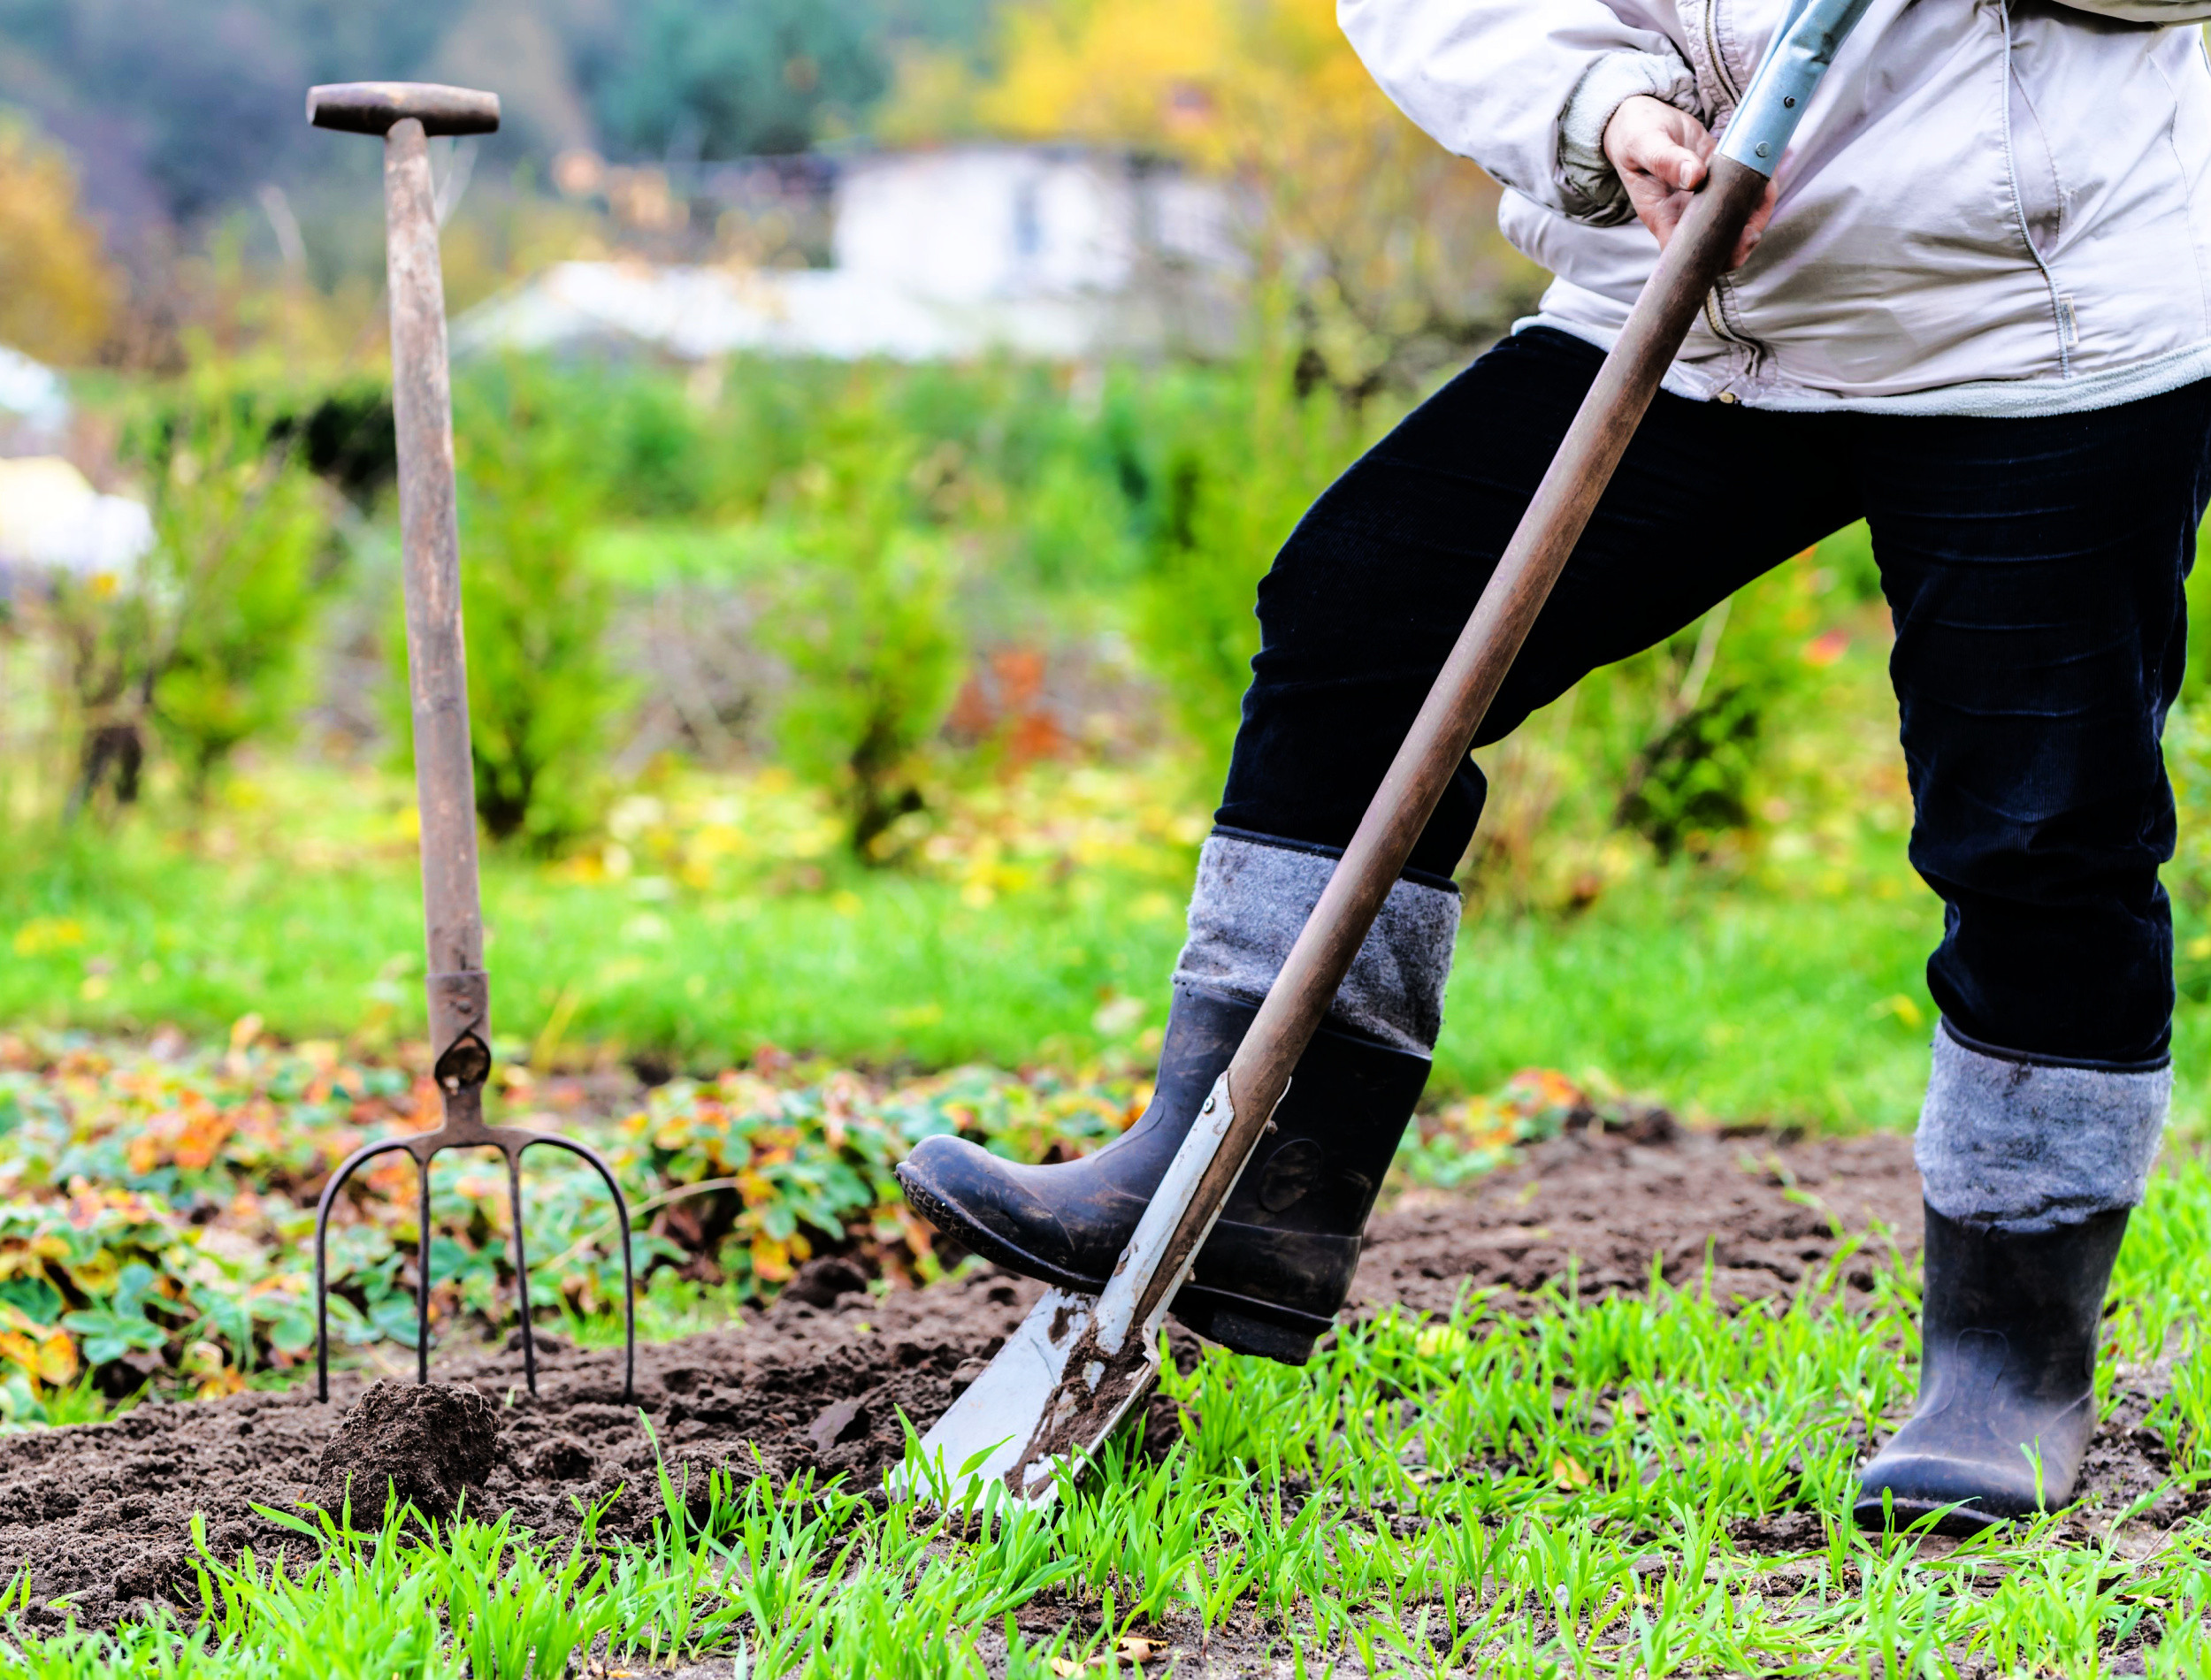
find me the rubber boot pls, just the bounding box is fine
[895,982,1429,1363]
[1853,1203,2129,1535]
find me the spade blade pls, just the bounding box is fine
[891,1286,1160,1510]
[893,1070,1252,1508]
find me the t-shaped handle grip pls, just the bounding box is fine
[307,81,500,138]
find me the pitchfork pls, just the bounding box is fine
[307,81,635,1403]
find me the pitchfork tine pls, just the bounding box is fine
[314,1137,413,1403]
[317,1128,636,1403]
[527,1136,638,1403]
[414,1152,434,1385]
[505,1148,539,1396]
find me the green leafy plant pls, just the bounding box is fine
[762,440,964,860]
[445,363,628,852]
[1613,680,1764,860]
[0,1032,1138,1399]
[1125,330,1366,771]
[144,410,333,800]
[47,398,332,813]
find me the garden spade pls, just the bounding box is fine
[305,81,635,1403]
[896,0,1875,1508]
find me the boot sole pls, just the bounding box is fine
[896,1165,1329,1365]
[1850,1493,2012,1538]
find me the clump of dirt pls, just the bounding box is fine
[314,1382,498,1521]
[0,1121,2161,1633]
[783,1256,870,1310]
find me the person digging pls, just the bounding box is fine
[900,0,2211,1535]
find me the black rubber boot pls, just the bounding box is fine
[1853,1203,2129,1535]
[895,982,1429,1363]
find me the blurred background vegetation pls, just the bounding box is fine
[4,0,2209,1138]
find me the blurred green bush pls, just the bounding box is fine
[21,345,1924,903]
[761,434,965,861]
[442,363,631,852]
[47,391,334,814]
[143,407,333,801]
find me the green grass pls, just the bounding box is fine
[11,1157,2211,1675]
[1441,867,1939,1129]
[11,803,2202,1129]
[0,820,1190,1074]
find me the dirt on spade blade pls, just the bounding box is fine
[0,1118,2162,1632]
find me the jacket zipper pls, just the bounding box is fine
[1702,0,1744,105]
[1696,0,1755,360]
[1997,0,2074,376]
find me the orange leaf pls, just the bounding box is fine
[34,1330,76,1388]
[751,1234,793,1282]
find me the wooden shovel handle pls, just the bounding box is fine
[1136,154,1775,1332]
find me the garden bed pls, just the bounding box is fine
[0,1113,2077,1634]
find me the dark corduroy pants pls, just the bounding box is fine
[1216,326,2211,1069]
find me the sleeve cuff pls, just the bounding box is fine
[1557,50,1702,226]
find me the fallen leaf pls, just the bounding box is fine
[1551,1455,1591,1491]
[1802,628,1850,667]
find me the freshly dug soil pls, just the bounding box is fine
[1358,1119,1926,1316]
[0,1120,2161,1634]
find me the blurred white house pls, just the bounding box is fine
[0,456,154,583]
[457,146,1249,363]
[0,347,154,586]
[0,345,71,448]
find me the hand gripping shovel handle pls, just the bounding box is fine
[901,0,1872,1503]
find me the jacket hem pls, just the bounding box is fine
[1512,314,2211,416]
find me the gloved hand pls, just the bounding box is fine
[1603,93,1777,268]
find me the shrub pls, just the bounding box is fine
[444,364,628,851]
[1612,680,1764,860]
[1124,341,1369,770]
[49,397,332,812]
[761,437,964,861]
[144,411,333,799]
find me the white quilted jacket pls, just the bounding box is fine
[1341,0,2211,412]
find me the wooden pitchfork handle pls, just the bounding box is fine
[1126,154,1777,1333]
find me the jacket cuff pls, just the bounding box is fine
[1557,49,1702,226]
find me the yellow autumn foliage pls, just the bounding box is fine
[952,0,1380,172]
[0,1305,78,1390]
[0,117,119,364]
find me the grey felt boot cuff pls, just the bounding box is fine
[1916,1020,2169,1233]
[1171,832,1460,1057]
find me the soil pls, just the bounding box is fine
[0,1119,2175,1647]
